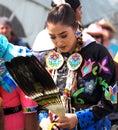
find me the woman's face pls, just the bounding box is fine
[47,22,77,53]
[0,24,12,41]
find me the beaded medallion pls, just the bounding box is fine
[46,51,64,70]
[67,53,82,71]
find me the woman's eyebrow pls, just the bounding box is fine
[58,31,67,35]
[49,31,67,36]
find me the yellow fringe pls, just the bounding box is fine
[48,122,57,130]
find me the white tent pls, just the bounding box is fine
[81,0,118,26]
[0,0,118,46]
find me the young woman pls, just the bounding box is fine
[33,4,116,130]
[32,0,82,52]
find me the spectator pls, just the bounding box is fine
[0,16,30,48]
[65,0,82,22]
[84,23,108,44]
[98,19,118,59]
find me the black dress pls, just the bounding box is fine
[33,41,116,129]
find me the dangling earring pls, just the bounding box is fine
[75,28,83,52]
[75,28,82,39]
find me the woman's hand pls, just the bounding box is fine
[40,117,51,130]
[40,113,61,130]
[55,113,78,129]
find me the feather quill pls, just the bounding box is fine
[5,55,65,117]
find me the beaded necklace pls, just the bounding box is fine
[46,26,83,112]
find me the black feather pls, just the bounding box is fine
[5,55,65,117]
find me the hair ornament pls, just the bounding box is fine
[52,0,66,6]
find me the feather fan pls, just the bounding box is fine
[5,55,65,117]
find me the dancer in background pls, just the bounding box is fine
[0,35,39,130]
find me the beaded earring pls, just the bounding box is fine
[75,23,83,52]
[75,28,82,39]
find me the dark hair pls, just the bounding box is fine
[46,4,78,29]
[0,16,12,27]
[46,4,83,49]
[51,1,57,8]
[65,0,81,11]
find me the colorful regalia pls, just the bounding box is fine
[33,35,116,130]
[0,35,38,130]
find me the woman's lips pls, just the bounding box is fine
[59,46,66,50]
